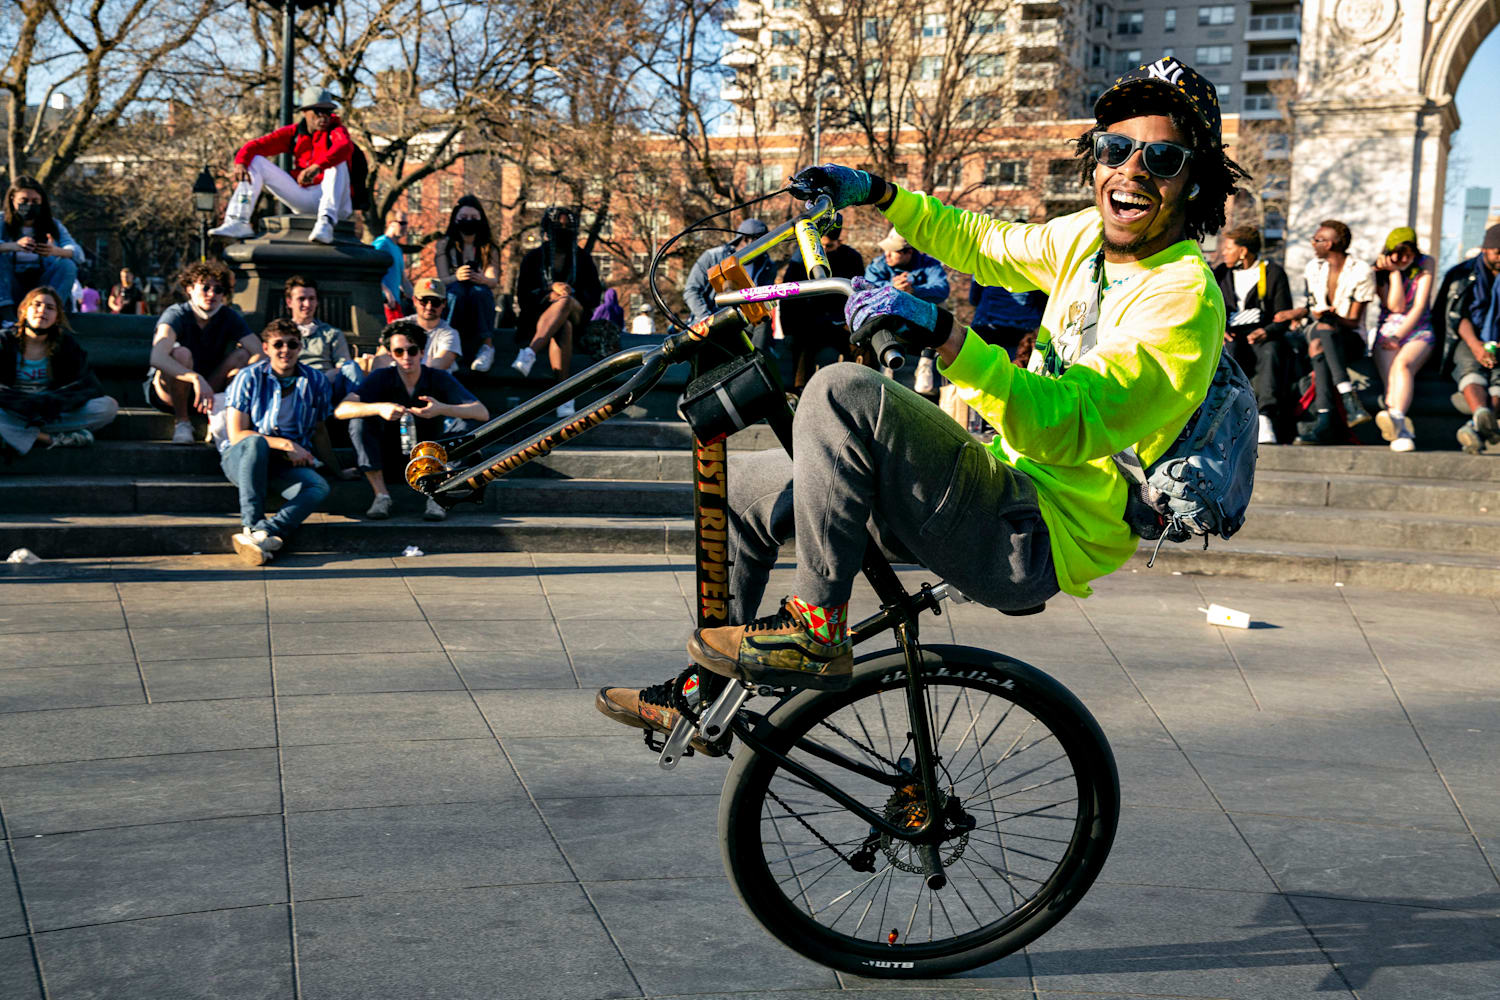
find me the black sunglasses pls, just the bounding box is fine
[389,346,421,357]
[199,284,228,296]
[268,339,302,350]
[417,297,444,307]
[1093,132,1193,179]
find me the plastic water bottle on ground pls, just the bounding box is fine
[399,412,417,456]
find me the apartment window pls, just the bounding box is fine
[985,159,1029,187]
[771,29,799,47]
[965,52,1005,77]
[1197,5,1234,25]
[769,64,799,81]
[1117,11,1143,34]
[971,10,1003,34]
[863,58,882,81]
[1215,83,1231,101]
[772,100,800,119]
[917,56,943,81]
[580,210,613,240]
[592,254,613,282]
[863,16,890,39]
[772,0,800,8]
[632,252,649,273]
[1162,47,1174,58]
[405,179,422,213]
[1163,7,1176,30]
[745,164,783,194]
[94,236,109,264]
[914,13,946,37]
[1118,49,1142,71]
[934,161,963,188]
[438,176,455,206]
[1091,44,1105,67]
[1093,3,1107,27]
[1195,45,1233,64]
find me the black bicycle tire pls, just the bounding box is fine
[718,644,1120,978]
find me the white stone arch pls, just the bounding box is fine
[1284,0,1500,276]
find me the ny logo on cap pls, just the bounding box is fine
[1147,58,1184,84]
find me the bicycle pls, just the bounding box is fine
[405,191,1121,978]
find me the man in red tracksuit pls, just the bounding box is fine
[210,87,354,245]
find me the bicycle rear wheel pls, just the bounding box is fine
[718,644,1119,978]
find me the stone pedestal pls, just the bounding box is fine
[223,214,391,348]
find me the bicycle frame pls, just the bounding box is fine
[404,193,955,851]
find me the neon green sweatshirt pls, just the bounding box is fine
[884,188,1225,597]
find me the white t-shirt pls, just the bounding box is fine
[1303,256,1376,333]
[1228,266,1260,326]
[631,313,655,336]
[404,317,461,368]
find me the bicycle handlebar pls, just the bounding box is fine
[713,277,906,371]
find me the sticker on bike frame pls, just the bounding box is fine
[463,401,619,489]
[735,282,806,302]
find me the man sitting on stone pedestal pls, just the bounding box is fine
[209,87,356,246]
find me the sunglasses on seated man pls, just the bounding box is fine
[1093,132,1194,179]
[389,345,422,357]
[416,297,445,308]
[268,338,302,351]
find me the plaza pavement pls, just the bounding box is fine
[0,550,1496,1000]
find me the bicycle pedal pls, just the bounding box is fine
[641,729,693,757]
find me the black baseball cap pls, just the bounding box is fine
[1094,56,1222,148]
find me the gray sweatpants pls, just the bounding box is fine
[726,363,1058,621]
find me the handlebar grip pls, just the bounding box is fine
[870,329,905,371]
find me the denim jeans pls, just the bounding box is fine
[219,434,330,537]
[445,281,496,365]
[0,396,118,455]
[0,255,79,309]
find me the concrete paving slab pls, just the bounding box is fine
[503,736,728,798]
[568,648,697,688]
[0,937,40,1000]
[142,656,273,701]
[413,592,555,620]
[1110,744,1221,810]
[32,906,293,1000]
[0,600,124,635]
[1153,704,1435,771]
[13,815,287,931]
[265,592,425,624]
[1234,814,1500,907]
[280,739,520,812]
[130,623,270,662]
[0,627,135,669]
[121,602,270,629]
[473,690,629,738]
[588,875,841,996]
[448,648,578,688]
[426,617,563,652]
[0,846,24,938]
[269,619,440,656]
[287,801,570,899]
[537,793,722,881]
[271,651,462,696]
[0,748,280,836]
[0,699,275,767]
[1100,804,1277,893]
[294,884,639,1000]
[1191,751,1467,831]
[1025,884,1348,998]
[1288,894,1500,1000]
[0,579,118,604]
[0,662,145,713]
[546,590,694,622]
[274,691,491,746]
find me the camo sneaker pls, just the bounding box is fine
[688,598,854,691]
[594,674,725,757]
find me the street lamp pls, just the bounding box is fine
[192,166,218,261]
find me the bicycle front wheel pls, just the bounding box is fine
[718,644,1119,978]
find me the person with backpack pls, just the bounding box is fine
[209,88,364,245]
[598,56,1248,732]
[1214,225,1293,443]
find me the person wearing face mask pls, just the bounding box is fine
[433,195,501,372]
[145,261,262,445]
[1213,225,1292,443]
[0,286,118,457]
[512,206,602,418]
[209,88,359,246]
[598,56,1246,732]
[0,178,84,324]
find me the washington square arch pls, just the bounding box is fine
[1285,0,1500,274]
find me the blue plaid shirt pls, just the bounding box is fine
[223,361,333,454]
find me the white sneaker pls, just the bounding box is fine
[308,216,335,244]
[471,344,496,372]
[556,399,576,419]
[249,529,283,551]
[171,420,195,445]
[423,497,447,521]
[1390,432,1415,453]
[366,493,393,519]
[1257,414,1276,445]
[913,354,937,395]
[231,530,273,566]
[511,346,536,376]
[46,429,93,449]
[208,220,255,240]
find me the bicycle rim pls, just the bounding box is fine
[719,646,1119,977]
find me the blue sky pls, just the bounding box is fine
[1442,27,1500,261]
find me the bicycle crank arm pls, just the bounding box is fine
[698,681,752,742]
[658,715,698,770]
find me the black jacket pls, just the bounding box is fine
[0,327,108,424]
[1213,259,1292,339]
